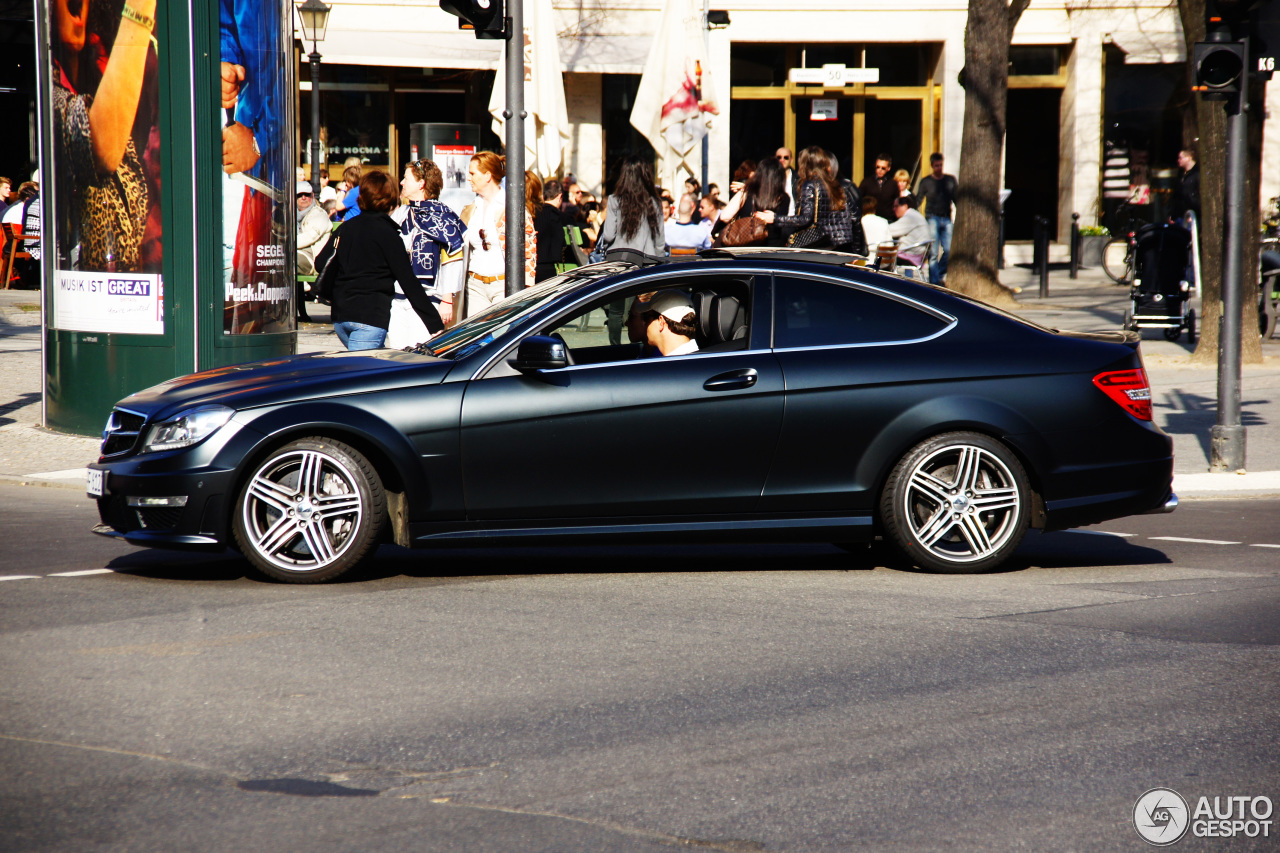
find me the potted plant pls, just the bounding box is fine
[1079,225,1109,267]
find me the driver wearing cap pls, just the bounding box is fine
[640,290,700,357]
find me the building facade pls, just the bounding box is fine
[303,0,1280,240]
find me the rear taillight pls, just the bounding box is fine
[1093,369,1153,420]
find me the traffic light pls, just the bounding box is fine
[1193,39,1246,97]
[439,0,508,39]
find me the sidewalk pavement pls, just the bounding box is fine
[2,261,1278,498]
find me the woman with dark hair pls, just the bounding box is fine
[725,156,789,247]
[595,155,665,343]
[328,171,443,351]
[596,155,665,260]
[386,158,465,345]
[754,146,852,250]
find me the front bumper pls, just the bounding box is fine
[89,428,247,550]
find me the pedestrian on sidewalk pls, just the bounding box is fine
[859,153,899,220]
[461,152,536,317]
[329,171,443,350]
[389,158,465,343]
[917,152,957,284]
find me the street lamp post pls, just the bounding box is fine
[297,0,331,187]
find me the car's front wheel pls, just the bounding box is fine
[880,432,1031,573]
[233,437,385,583]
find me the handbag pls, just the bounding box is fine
[787,185,831,249]
[315,235,340,305]
[721,215,768,247]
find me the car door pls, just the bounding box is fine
[459,276,784,520]
[761,273,955,513]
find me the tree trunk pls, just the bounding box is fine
[948,0,1020,307]
[1179,0,1264,364]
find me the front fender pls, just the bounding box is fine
[218,401,451,529]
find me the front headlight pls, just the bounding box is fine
[142,405,234,453]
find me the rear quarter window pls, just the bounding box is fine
[774,275,949,348]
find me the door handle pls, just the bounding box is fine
[704,368,758,391]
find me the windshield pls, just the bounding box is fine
[422,265,628,359]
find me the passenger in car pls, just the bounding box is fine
[639,290,700,357]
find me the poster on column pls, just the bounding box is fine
[47,0,165,334]
[220,0,293,334]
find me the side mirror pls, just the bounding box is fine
[509,335,569,373]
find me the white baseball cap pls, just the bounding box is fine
[297,181,313,195]
[644,290,695,323]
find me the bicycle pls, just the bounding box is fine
[1101,199,1151,285]
[1102,232,1135,284]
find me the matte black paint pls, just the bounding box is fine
[88,255,1174,556]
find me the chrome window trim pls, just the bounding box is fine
[771,320,957,353]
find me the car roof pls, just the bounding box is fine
[604,246,927,281]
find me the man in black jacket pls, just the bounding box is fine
[1171,147,1200,225]
[858,153,899,220]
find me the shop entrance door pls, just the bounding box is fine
[1004,89,1061,239]
[792,96,925,184]
[863,99,923,185]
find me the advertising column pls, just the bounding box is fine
[38,0,296,436]
[220,0,293,335]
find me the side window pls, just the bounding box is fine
[774,276,946,348]
[544,293,644,352]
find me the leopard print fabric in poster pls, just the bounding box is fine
[53,84,149,272]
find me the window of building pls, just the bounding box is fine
[773,277,946,349]
[1008,46,1062,77]
[731,45,790,87]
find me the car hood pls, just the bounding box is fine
[120,349,454,421]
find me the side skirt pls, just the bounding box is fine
[409,515,874,547]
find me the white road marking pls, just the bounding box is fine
[1250,543,1280,549]
[48,569,115,577]
[1149,536,1242,545]
[1073,531,1136,538]
[0,575,41,582]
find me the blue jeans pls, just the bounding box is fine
[927,215,953,285]
[334,321,387,351]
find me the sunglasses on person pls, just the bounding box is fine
[478,228,490,251]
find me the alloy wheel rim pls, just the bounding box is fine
[243,449,363,571]
[902,445,1021,564]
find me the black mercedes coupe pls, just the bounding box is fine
[88,249,1175,582]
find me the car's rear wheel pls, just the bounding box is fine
[880,432,1031,573]
[233,437,385,583]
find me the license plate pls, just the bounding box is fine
[86,468,105,498]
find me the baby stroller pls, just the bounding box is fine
[1122,223,1197,343]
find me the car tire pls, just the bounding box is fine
[880,432,1031,573]
[233,437,385,583]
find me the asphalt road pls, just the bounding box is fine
[2,483,1278,852]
